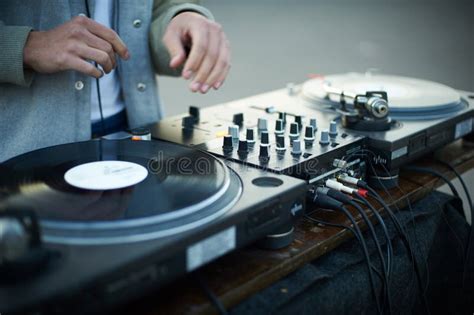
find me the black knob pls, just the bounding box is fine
[259,144,269,159]
[305,125,314,138]
[289,122,299,135]
[276,134,285,148]
[275,119,284,134]
[238,140,249,154]
[295,115,303,127]
[261,131,270,145]
[189,106,200,121]
[278,112,287,125]
[233,113,244,126]
[222,135,233,151]
[182,116,195,128]
[246,128,255,143]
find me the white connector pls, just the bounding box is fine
[325,179,356,194]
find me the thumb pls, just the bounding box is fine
[164,31,186,69]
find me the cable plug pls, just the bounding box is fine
[325,179,356,195]
[316,187,352,204]
[357,188,369,198]
[310,191,344,210]
[337,173,368,188]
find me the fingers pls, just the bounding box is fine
[189,27,221,93]
[82,31,117,70]
[182,27,208,80]
[203,39,231,92]
[76,16,130,60]
[77,45,114,73]
[69,58,103,78]
[162,29,187,69]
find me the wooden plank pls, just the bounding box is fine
[124,139,474,315]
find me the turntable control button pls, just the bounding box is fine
[289,122,299,143]
[222,135,234,151]
[329,121,338,137]
[291,139,302,156]
[233,113,244,126]
[259,144,270,160]
[228,125,240,140]
[319,129,330,145]
[260,131,270,145]
[238,140,249,154]
[274,119,284,134]
[182,116,195,128]
[309,118,318,133]
[287,82,296,96]
[257,118,268,132]
[189,106,200,121]
[304,126,315,146]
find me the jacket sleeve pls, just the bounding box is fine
[149,0,214,76]
[0,20,34,86]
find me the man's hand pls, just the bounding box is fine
[162,12,231,94]
[23,16,129,78]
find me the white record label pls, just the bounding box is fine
[64,161,148,190]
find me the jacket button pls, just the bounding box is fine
[75,81,84,90]
[137,82,146,92]
[133,19,142,28]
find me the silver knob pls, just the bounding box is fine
[228,125,239,140]
[257,118,268,132]
[329,121,338,137]
[291,139,302,155]
[320,129,330,145]
[309,118,318,133]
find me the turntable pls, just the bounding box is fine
[0,140,306,314]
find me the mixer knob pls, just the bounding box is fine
[309,118,318,133]
[259,144,270,162]
[246,128,256,144]
[222,135,233,152]
[291,139,302,156]
[261,131,270,145]
[276,134,286,153]
[295,115,303,128]
[289,122,299,143]
[304,126,315,147]
[182,116,195,128]
[329,121,338,137]
[274,119,284,134]
[319,129,330,145]
[233,113,244,126]
[257,118,268,132]
[237,140,249,155]
[228,125,240,140]
[278,112,287,126]
[189,106,200,121]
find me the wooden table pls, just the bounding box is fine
[124,139,474,315]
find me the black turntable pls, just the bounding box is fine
[0,140,306,314]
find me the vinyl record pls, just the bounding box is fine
[301,73,467,120]
[0,140,242,244]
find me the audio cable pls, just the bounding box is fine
[309,191,382,314]
[85,0,106,137]
[338,173,431,314]
[320,183,392,314]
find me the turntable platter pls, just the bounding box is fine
[0,140,242,244]
[302,73,466,120]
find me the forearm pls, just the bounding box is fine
[0,21,34,86]
[149,0,214,76]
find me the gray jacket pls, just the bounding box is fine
[0,0,213,162]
